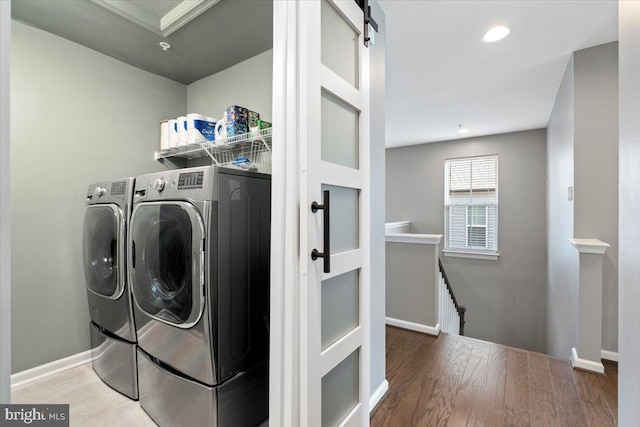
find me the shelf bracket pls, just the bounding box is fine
[259,136,271,152]
[203,145,221,165]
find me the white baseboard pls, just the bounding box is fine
[369,379,389,413]
[385,317,441,336]
[570,347,605,374]
[601,349,618,362]
[11,350,93,388]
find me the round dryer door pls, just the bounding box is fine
[83,204,124,299]
[129,201,205,328]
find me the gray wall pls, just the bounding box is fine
[369,0,387,398]
[184,50,273,168]
[0,1,10,403]
[10,21,185,373]
[187,50,273,122]
[386,129,548,353]
[619,1,640,424]
[573,42,619,354]
[546,57,578,359]
[546,42,619,360]
[386,243,436,327]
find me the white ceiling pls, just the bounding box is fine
[379,0,618,148]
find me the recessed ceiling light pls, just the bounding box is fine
[482,26,510,43]
[159,41,171,51]
[458,125,469,134]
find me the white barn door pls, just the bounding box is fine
[270,0,371,425]
[300,1,370,425]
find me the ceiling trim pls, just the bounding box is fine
[91,0,162,36]
[91,0,221,38]
[161,0,221,37]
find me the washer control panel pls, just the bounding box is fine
[86,178,134,205]
[132,167,215,201]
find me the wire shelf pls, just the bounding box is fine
[155,128,272,173]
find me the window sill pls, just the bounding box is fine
[443,250,500,260]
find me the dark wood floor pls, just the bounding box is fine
[371,327,617,427]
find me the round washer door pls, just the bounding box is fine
[83,204,124,299]
[129,201,205,328]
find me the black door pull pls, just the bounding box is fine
[311,190,331,273]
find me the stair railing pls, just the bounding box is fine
[438,259,466,336]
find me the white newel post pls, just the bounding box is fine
[569,238,610,374]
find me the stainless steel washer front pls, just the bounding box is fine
[83,178,138,400]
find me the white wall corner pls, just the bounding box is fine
[570,347,605,374]
[569,238,610,254]
[369,379,389,413]
[11,350,93,389]
[601,349,618,362]
[386,317,441,336]
[384,221,411,233]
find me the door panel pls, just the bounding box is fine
[321,91,360,169]
[321,0,359,89]
[321,269,360,350]
[321,349,360,427]
[321,184,360,253]
[216,172,272,382]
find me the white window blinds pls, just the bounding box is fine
[444,155,498,253]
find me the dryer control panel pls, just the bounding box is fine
[178,171,204,190]
[110,181,127,195]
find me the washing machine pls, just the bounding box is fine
[129,166,270,427]
[83,178,138,400]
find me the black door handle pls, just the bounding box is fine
[311,190,330,273]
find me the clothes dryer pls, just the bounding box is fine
[129,166,270,427]
[83,178,138,400]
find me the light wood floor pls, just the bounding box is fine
[12,364,156,427]
[371,326,618,427]
[11,363,270,427]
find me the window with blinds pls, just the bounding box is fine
[444,155,498,253]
